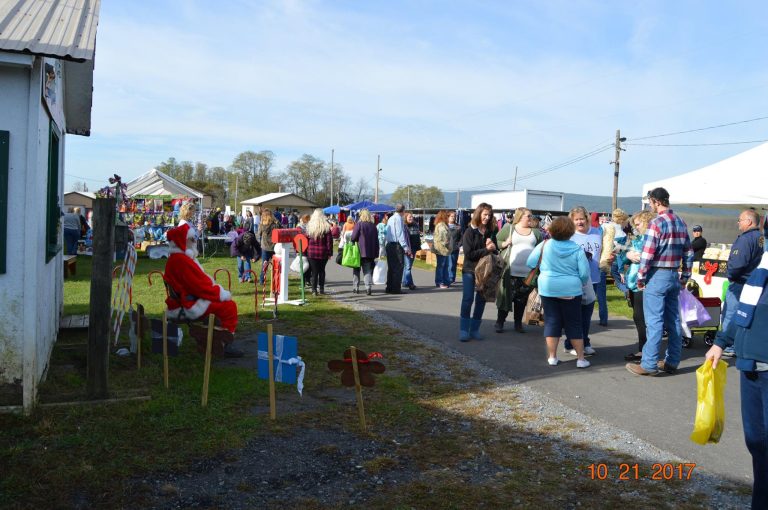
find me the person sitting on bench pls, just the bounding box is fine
[164,223,242,357]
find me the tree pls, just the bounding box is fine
[70,181,88,192]
[350,177,373,202]
[194,162,208,182]
[157,157,181,179]
[231,150,279,199]
[280,154,326,203]
[390,185,444,209]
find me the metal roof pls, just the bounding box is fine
[0,0,100,62]
[241,192,318,207]
[125,169,206,200]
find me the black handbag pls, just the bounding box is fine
[335,248,343,265]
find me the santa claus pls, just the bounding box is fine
[164,223,241,356]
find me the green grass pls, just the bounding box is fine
[0,253,413,508]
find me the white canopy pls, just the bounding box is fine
[642,142,768,211]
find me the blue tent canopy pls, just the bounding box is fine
[345,199,395,212]
[323,205,342,214]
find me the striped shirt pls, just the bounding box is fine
[637,209,694,283]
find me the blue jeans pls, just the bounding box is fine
[714,282,743,346]
[63,228,79,255]
[596,271,608,323]
[611,259,628,294]
[741,370,768,510]
[565,299,594,349]
[460,272,485,320]
[435,255,450,286]
[260,250,275,284]
[449,251,460,283]
[402,252,415,286]
[641,269,683,371]
[237,257,252,281]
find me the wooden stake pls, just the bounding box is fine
[267,323,276,420]
[162,310,169,389]
[201,314,215,407]
[350,345,367,431]
[136,304,144,370]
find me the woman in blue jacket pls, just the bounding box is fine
[527,216,590,368]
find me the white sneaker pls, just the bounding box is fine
[567,349,577,356]
[576,359,591,369]
[548,357,559,366]
[584,346,596,355]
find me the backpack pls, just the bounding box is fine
[474,252,505,302]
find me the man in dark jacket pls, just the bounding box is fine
[707,217,768,509]
[691,225,707,262]
[719,210,763,357]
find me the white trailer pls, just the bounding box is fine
[470,189,564,212]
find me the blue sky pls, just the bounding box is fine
[65,0,768,197]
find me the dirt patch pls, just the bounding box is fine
[127,427,417,509]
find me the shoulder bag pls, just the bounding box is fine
[524,240,547,287]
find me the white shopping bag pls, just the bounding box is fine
[290,254,309,273]
[372,259,387,285]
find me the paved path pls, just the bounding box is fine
[323,260,751,484]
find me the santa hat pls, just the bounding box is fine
[167,223,196,258]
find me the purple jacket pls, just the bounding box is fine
[350,221,380,259]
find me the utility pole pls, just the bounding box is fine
[512,166,518,191]
[330,149,334,207]
[234,174,238,214]
[611,129,626,211]
[407,185,411,209]
[374,155,381,203]
[456,189,460,209]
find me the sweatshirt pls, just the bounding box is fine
[527,239,590,298]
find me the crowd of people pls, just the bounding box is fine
[122,188,765,508]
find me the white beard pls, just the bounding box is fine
[185,240,198,259]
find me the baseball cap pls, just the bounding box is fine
[692,225,703,232]
[645,187,670,202]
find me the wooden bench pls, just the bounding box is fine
[63,255,77,278]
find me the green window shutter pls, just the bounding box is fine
[0,131,8,274]
[45,121,61,262]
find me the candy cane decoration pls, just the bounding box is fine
[244,269,259,321]
[111,244,137,345]
[147,270,169,298]
[214,268,232,290]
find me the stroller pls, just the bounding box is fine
[681,280,721,348]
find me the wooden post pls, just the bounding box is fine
[350,345,367,431]
[267,323,276,419]
[136,303,144,370]
[87,198,115,399]
[162,310,169,389]
[201,314,215,407]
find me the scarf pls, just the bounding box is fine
[735,252,768,328]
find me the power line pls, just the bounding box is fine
[65,173,106,183]
[629,115,768,141]
[625,139,768,147]
[446,143,613,192]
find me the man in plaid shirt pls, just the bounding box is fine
[627,187,694,376]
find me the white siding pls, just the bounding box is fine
[0,56,65,409]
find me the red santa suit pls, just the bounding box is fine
[164,224,238,333]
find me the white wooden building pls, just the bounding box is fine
[0,0,101,411]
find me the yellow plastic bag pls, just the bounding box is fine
[690,359,727,445]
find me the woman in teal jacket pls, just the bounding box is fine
[615,210,655,361]
[526,216,590,368]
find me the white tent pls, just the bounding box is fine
[125,169,212,208]
[642,142,768,211]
